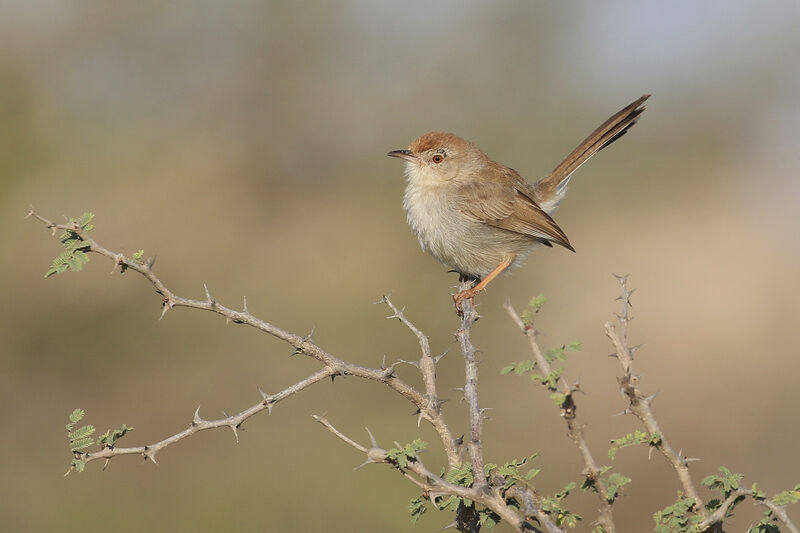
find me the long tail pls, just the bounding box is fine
[534,94,650,214]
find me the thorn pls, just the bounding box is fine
[381,354,387,369]
[102,458,110,471]
[193,406,203,425]
[429,491,447,506]
[433,351,448,365]
[454,435,464,447]
[302,326,315,342]
[612,409,631,417]
[398,359,420,369]
[229,424,240,444]
[143,447,158,465]
[159,299,173,321]
[145,256,155,270]
[629,344,644,355]
[645,391,659,405]
[417,411,423,428]
[203,284,215,306]
[355,458,375,469]
[438,520,459,531]
[258,387,275,413]
[365,427,378,448]
[613,273,629,284]
[648,447,653,460]
[242,295,249,313]
[110,254,123,274]
[683,457,701,464]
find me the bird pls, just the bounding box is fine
[387,95,649,309]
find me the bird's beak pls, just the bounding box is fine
[387,149,418,162]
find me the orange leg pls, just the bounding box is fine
[454,255,515,310]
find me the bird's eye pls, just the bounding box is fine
[432,154,444,163]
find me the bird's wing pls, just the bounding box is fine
[458,164,574,251]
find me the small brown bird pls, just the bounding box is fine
[388,95,649,309]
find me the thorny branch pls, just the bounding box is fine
[78,368,333,468]
[697,489,800,533]
[504,301,617,533]
[456,286,487,491]
[32,211,795,532]
[31,210,564,532]
[380,296,460,468]
[29,210,429,466]
[605,275,798,533]
[313,414,563,533]
[604,275,706,513]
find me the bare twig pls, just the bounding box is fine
[504,300,617,533]
[72,368,333,469]
[380,295,460,468]
[29,210,438,426]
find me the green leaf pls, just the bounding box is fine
[408,495,427,523]
[445,462,474,488]
[549,392,566,407]
[69,437,94,452]
[478,509,501,530]
[529,294,546,311]
[69,409,85,425]
[71,459,85,473]
[608,430,652,459]
[68,424,95,440]
[525,468,541,480]
[520,309,534,326]
[500,365,515,375]
[772,485,800,506]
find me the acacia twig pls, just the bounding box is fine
[380,296,460,468]
[28,210,435,460]
[604,274,707,517]
[313,414,562,533]
[456,282,487,491]
[504,300,617,533]
[74,368,333,469]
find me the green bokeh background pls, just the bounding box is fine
[3,2,799,531]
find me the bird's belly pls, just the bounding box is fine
[403,185,536,278]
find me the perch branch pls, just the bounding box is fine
[455,283,487,490]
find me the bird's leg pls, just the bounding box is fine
[453,255,515,311]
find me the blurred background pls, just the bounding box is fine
[3,1,799,531]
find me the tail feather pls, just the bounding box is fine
[534,94,649,214]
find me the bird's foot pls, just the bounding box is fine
[453,287,479,316]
